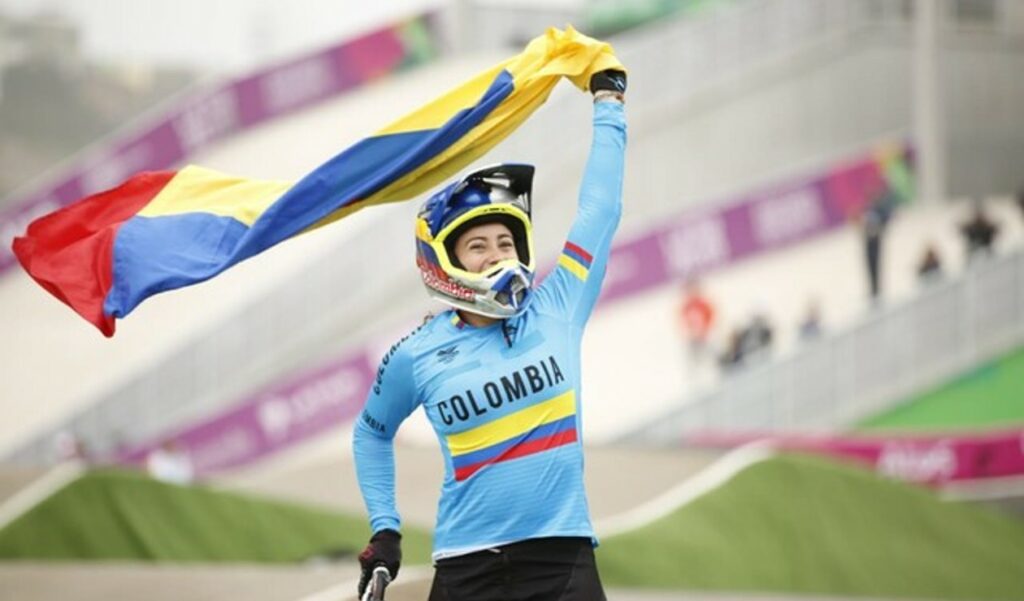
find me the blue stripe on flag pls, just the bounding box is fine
[105,213,248,316]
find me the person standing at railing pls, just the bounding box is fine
[1016,185,1024,223]
[718,327,745,372]
[798,299,823,341]
[857,187,896,306]
[959,200,1000,264]
[739,309,774,365]
[916,242,944,286]
[678,278,716,365]
[351,70,627,601]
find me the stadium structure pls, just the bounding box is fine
[1,1,1023,600]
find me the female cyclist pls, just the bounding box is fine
[353,69,627,601]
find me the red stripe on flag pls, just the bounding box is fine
[563,241,592,264]
[11,171,177,337]
[453,427,578,482]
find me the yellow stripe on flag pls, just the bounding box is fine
[306,26,626,232]
[376,66,509,135]
[138,166,292,226]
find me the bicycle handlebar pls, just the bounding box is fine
[361,566,392,601]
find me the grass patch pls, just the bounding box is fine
[0,468,431,563]
[9,458,1024,600]
[860,346,1024,431]
[598,453,1024,600]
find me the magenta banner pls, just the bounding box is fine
[0,15,437,276]
[690,429,1024,485]
[599,146,909,304]
[119,353,375,475]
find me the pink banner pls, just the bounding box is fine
[118,352,375,475]
[597,145,911,304]
[690,429,1024,485]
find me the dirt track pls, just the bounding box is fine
[0,562,928,601]
[0,562,362,601]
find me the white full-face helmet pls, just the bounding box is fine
[415,164,535,318]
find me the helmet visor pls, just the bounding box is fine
[420,164,534,236]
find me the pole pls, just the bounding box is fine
[913,0,947,203]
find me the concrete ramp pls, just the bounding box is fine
[0,561,928,601]
[0,465,47,504]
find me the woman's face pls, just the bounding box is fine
[453,222,519,273]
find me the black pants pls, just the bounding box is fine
[865,234,882,299]
[427,537,606,601]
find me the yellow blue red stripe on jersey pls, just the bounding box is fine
[447,390,577,481]
[450,312,466,329]
[12,26,624,337]
[557,241,593,281]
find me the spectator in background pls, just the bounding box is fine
[678,278,716,362]
[1016,185,1024,222]
[146,439,194,485]
[959,201,999,263]
[51,430,90,465]
[858,187,897,305]
[718,328,745,372]
[916,243,944,286]
[739,310,774,364]
[718,310,775,373]
[798,299,823,341]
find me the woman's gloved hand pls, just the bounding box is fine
[589,69,627,101]
[357,529,402,598]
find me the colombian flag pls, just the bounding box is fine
[12,26,623,337]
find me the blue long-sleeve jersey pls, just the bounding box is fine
[353,100,626,560]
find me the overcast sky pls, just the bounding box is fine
[1,0,444,73]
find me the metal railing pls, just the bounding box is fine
[621,249,1024,445]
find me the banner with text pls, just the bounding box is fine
[118,353,374,475]
[600,144,912,303]
[690,429,1024,485]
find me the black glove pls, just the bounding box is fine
[589,69,627,95]
[357,529,402,598]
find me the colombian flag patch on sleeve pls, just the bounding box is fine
[557,241,593,281]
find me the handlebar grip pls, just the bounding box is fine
[365,566,391,601]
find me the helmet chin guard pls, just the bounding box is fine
[416,164,535,318]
